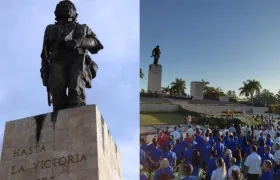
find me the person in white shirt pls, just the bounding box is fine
[244,145,261,180]
[227,157,240,178]
[187,125,194,136]
[274,143,280,171]
[228,124,235,133]
[211,157,227,180]
[275,133,280,145]
[170,127,180,143]
[269,127,276,140]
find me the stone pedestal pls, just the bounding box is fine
[0,105,122,180]
[147,64,162,92]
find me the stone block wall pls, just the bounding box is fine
[0,105,122,180]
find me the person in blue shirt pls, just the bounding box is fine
[194,130,204,151]
[262,146,274,165]
[275,169,280,180]
[233,132,238,142]
[163,136,174,152]
[154,158,175,180]
[208,133,215,147]
[140,147,146,166]
[223,131,229,147]
[266,134,274,148]
[147,141,162,173]
[191,149,201,177]
[146,138,156,153]
[161,143,177,169]
[227,135,237,152]
[258,132,266,144]
[173,139,184,164]
[237,134,244,150]
[180,136,187,151]
[260,160,274,180]
[214,137,224,158]
[184,144,193,165]
[140,138,148,151]
[182,164,198,180]
[201,136,213,166]
[224,149,232,171]
[140,165,148,180]
[206,150,217,179]
[243,139,252,157]
[257,139,266,159]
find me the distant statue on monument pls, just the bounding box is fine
[40,0,104,111]
[151,45,161,65]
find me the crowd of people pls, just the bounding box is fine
[140,123,280,180]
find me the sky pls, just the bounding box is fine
[140,0,280,95]
[0,0,139,179]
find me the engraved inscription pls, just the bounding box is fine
[13,145,46,157]
[10,145,87,180]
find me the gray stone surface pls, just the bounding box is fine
[147,64,162,92]
[0,105,122,180]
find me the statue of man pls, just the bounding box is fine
[40,0,103,111]
[151,45,161,64]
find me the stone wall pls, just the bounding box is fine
[140,103,180,113]
[219,96,229,102]
[0,105,122,180]
[252,107,269,114]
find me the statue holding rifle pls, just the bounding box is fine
[151,45,161,65]
[40,0,103,111]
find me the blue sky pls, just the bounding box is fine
[140,0,280,95]
[0,0,139,179]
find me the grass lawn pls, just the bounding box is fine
[140,113,185,125]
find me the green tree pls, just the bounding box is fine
[161,86,170,96]
[227,90,238,102]
[201,79,210,92]
[204,87,219,100]
[255,89,275,106]
[239,79,262,106]
[140,68,144,79]
[275,90,280,100]
[170,78,186,95]
[216,87,226,96]
[239,82,250,99]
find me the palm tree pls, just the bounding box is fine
[239,82,250,99]
[201,79,209,87]
[161,86,170,92]
[140,68,144,79]
[161,86,170,96]
[216,87,226,96]
[239,79,262,106]
[170,78,186,95]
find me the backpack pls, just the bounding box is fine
[158,169,172,180]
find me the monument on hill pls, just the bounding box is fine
[0,1,122,180]
[147,46,162,92]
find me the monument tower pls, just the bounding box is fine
[0,1,122,180]
[147,45,162,92]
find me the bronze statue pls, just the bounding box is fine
[151,45,161,64]
[40,0,103,111]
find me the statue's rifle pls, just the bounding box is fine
[43,43,52,107]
